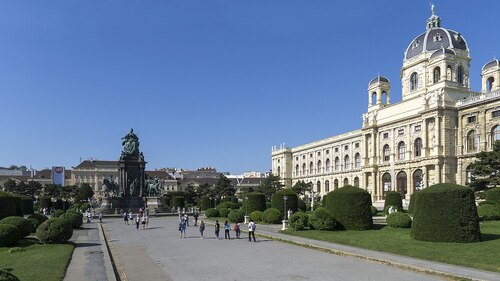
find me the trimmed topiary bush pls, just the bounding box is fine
[27,218,39,232]
[271,189,298,216]
[79,203,91,212]
[20,197,34,215]
[289,212,309,231]
[477,203,500,221]
[0,224,22,247]
[262,208,282,224]
[243,192,267,214]
[384,192,403,212]
[0,216,33,237]
[39,196,52,209]
[216,201,239,210]
[250,211,262,222]
[219,208,231,218]
[36,218,73,243]
[408,192,418,214]
[0,269,20,281]
[297,199,307,212]
[53,209,65,218]
[64,212,84,228]
[383,205,398,214]
[228,209,245,223]
[324,186,373,230]
[309,207,336,230]
[0,191,22,220]
[387,212,412,228]
[485,187,500,205]
[171,197,185,209]
[68,203,82,212]
[370,206,378,216]
[199,196,211,210]
[411,183,481,243]
[27,213,48,228]
[204,208,220,218]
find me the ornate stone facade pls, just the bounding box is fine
[271,10,500,201]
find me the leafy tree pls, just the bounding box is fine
[213,175,235,198]
[470,141,500,191]
[291,180,313,197]
[184,184,198,204]
[196,183,213,198]
[255,174,284,201]
[74,183,94,202]
[2,179,17,193]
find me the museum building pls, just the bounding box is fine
[271,10,500,201]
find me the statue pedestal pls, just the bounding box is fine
[100,197,125,213]
[282,219,289,230]
[146,197,163,211]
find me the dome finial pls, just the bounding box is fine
[430,1,436,15]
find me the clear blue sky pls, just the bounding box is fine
[1,1,499,173]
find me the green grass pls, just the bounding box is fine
[281,221,500,273]
[0,238,75,281]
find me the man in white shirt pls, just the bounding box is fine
[248,219,256,242]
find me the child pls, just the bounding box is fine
[234,222,240,239]
[199,221,205,239]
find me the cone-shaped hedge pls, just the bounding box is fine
[486,187,500,205]
[407,191,419,214]
[271,189,298,215]
[242,192,266,214]
[384,192,403,212]
[0,191,22,220]
[324,186,373,230]
[411,183,481,243]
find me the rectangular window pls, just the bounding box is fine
[414,125,421,132]
[326,150,329,154]
[355,143,359,148]
[335,147,339,153]
[309,153,313,157]
[383,133,389,139]
[398,129,404,136]
[344,145,349,151]
[492,110,500,118]
[317,151,321,156]
[467,116,476,123]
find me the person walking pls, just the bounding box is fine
[248,219,256,242]
[234,222,240,239]
[135,215,140,230]
[224,220,231,240]
[193,212,199,226]
[184,213,189,227]
[179,219,187,238]
[215,220,220,239]
[145,215,150,229]
[123,212,129,225]
[141,215,146,230]
[199,221,205,239]
[99,212,103,223]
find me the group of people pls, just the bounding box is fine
[179,216,257,242]
[122,208,150,230]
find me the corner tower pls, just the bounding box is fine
[367,75,390,112]
[481,59,500,92]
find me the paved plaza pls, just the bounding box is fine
[103,217,442,281]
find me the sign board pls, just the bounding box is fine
[52,166,65,186]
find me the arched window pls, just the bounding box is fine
[382,91,387,104]
[487,77,495,92]
[397,171,407,197]
[371,92,377,105]
[277,166,281,176]
[383,145,390,162]
[302,163,306,175]
[317,160,322,174]
[344,155,350,170]
[493,126,500,143]
[354,177,360,187]
[446,65,452,80]
[295,164,299,176]
[414,138,422,157]
[334,157,340,171]
[309,162,314,175]
[457,66,464,84]
[410,72,418,91]
[382,173,392,196]
[398,142,406,160]
[466,164,474,184]
[433,67,441,84]
[354,153,361,168]
[343,178,349,186]
[325,180,330,193]
[334,179,339,189]
[325,158,331,172]
[413,169,423,191]
[467,130,479,152]
[316,181,321,193]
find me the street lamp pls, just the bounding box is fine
[62,198,67,219]
[244,195,249,224]
[50,197,57,218]
[282,195,288,230]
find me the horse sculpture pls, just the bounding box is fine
[103,178,119,197]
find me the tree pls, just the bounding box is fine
[184,184,198,204]
[255,174,284,201]
[213,175,235,198]
[291,180,313,197]
[2,179,17,193]
[74,183,95,202]
[470,141,500,191]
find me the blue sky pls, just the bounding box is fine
[1,1,499,174]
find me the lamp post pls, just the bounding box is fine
[282,195,288,230]
[310,190,315,212]
[62,198,67,219]
[50,197,57,218]
[244,195,249,224]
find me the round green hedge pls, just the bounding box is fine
[64,212,83,228]
[227,209,245,223]
[250,211,262,222]
[204,208,220,218]
[271,189,298,216]
[297,199,307,212]
[243,192,267,214]
[36,218,73,243]
[68,203,81,212]
[0,269,20,281]
[289,212,309,231]
[407,192,419,214]
[219,208,231,218]
[309,207,336,230]
[79,203,91,212]
[53,209,65,218]
[216,201,239,210]
[27,213,48,228]
[0,191,22,220]
[0,224,22,247]
[411,183,481,243]
[324,186,373,230]
[477,204,500,221]
[485,187,500,205]
[370,206,378,216]
[171,197,185,209]
[262,208,282,224]
[27,218,39,232]
[387,212,412,228]
[20,197,34,215]
[0,216,33,237]
[384,192,403,212]
[199,196,211,210]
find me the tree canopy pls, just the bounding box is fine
[471,141,500,191]
[255,174,284,201]
[291,180,313,197]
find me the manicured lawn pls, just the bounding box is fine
[281,221,500,273]
[0,238,74,281]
